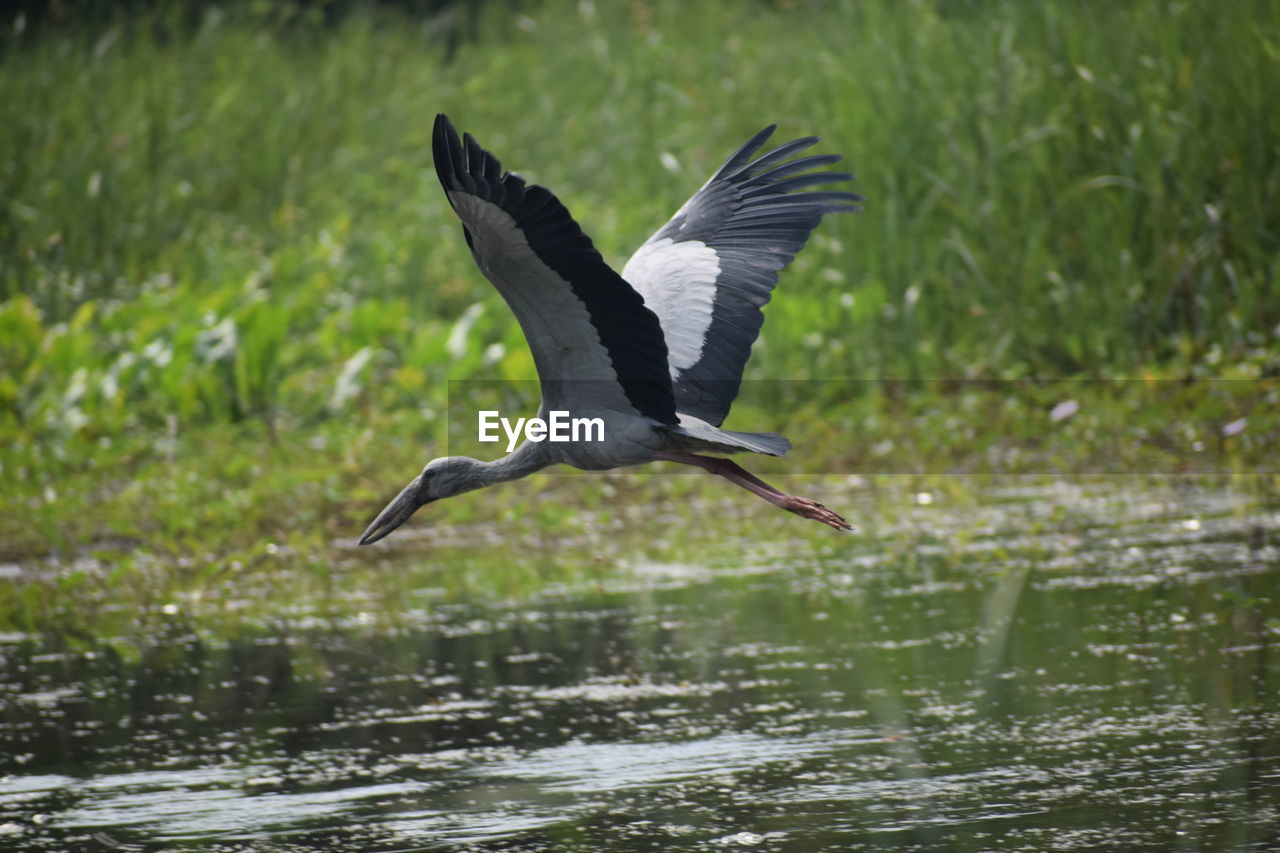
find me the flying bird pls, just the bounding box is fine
[359,114,861,545]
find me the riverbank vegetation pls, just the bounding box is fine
[2,0,1277,636]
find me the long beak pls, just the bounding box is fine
[358,476,431,545]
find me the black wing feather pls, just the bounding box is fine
[634,126,862,426]
[433,115,677,425]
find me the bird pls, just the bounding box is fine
[358,114,861,545]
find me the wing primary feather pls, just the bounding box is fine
[432,114,458,195]
[453,129,477,195]
[709,124,778,180]
[730,136,820,178]
[462,133,488,197]
[431,114,678,425]
[741,172,855,197]
[622,123,862,426]
[482,150,505,206]
[744,154,845,186]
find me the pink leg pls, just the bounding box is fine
[654,452,852,531]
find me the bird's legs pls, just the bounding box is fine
[654,452,852,531]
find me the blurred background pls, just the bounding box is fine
[2,0,1278,592]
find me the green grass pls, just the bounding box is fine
[2,0,1279,635]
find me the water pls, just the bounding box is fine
[2,483,1278,850]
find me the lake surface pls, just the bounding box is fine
[3,482,1278,850]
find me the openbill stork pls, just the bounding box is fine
[358,115,861,545]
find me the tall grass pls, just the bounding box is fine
[1,0,1278,560]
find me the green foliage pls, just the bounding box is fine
[0,0,1278,611]
[4,1,1278,416]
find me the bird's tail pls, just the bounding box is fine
[715,428,791,456]
[660,422,792,457]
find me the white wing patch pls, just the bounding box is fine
[621,237,720,377]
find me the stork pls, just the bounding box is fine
[358,114,861,545]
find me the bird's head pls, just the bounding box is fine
[357,456,480,545]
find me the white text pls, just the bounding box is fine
[478,410,605,453]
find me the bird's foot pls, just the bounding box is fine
[780,495,853,531]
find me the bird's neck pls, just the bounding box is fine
[473,441,552,487]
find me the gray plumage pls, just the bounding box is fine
[357,116,857,545]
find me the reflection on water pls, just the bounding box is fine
[2,484,1278,850]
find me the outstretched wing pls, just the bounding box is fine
[621,126,861,427]
[433,114,677,425]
